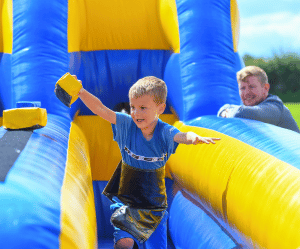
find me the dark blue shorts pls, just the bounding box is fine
[110,201,168,249]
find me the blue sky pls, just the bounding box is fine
[237,0,300,58]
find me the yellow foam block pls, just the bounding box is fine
[3,107,47,130]
[56,73,82,105]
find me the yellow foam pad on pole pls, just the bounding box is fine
[3,108,47,130]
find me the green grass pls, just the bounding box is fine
[285,103,300,128]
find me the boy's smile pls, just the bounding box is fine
[130,94,165,139]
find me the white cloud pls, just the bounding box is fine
[237,0,300,16]
[239,12,300,56]
[241,12,299,36]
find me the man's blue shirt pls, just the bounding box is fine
[217,94,300,133]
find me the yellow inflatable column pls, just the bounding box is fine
[230,0,239,53]
[60,122,97,249]
[0,0,13,54]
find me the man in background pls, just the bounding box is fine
[217,66,300,133]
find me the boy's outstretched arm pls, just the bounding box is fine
[174,132,220,145]
[75,76,116,124]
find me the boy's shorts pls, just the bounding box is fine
[110,201,168,249]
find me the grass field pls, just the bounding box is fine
[285,103,300,128]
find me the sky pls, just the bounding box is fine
[237,0,300,58]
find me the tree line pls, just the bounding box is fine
[243,53,300,102]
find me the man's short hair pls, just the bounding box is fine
[129,76,167,105]
[237,66,268,86]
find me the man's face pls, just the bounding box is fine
[239,75,270,106]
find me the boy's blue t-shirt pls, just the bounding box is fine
[112,112,180,170]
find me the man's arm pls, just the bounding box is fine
[174,132,220,145]
[218,100,283,126]
[78,88,116,124]
[232,102,282,125]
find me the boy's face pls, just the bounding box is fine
[239,75,270,106]
[130,94,166,133]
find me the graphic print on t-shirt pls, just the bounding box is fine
[124,146,167,162]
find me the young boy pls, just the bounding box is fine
[74,76,220,249]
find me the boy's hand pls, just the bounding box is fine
[174,131,221,145]
[192,134,220,145]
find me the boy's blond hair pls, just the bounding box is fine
[237,66,268,86]
[129,76,167,105]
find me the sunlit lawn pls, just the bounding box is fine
[285,103,300,128]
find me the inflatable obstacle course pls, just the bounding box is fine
[0,0,300,248]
